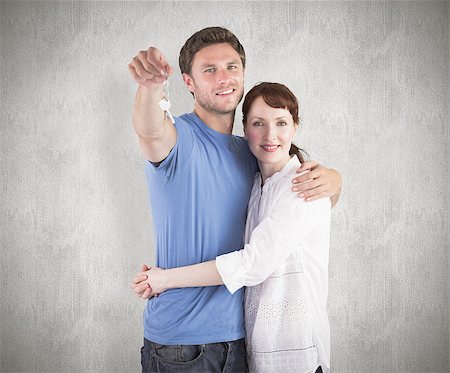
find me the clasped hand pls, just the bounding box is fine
[131,264,166,300]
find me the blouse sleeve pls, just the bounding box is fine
[216,181,331,294]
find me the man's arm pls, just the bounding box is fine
[291,161,342,207]
[128,47,177,162]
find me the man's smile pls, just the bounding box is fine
[216,88,235,96]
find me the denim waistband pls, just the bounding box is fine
[144,337,245,349]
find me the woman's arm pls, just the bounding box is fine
[216,186,330,294]
[143,260,223,294]
[136,182,329,297]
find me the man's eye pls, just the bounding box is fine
[228,65,237,70]
[205,68,215,73]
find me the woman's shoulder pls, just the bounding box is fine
[275,164,331,213]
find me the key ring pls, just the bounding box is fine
[158,76,175,124]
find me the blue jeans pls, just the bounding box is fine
[141,338,248,372]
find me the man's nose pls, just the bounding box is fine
[217,69,233,85]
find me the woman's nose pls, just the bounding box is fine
[264,125,276,140]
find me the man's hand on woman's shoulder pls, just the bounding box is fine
[291,161,342,207]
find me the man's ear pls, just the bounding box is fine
[182,73,195,94]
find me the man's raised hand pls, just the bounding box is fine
[128,47,173,87]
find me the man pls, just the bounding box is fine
[128,27,341,372]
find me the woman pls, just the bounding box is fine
[135,82,331,373]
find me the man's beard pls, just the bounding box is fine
[193,85,244,115]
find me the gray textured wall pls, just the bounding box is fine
[1,1,448,372]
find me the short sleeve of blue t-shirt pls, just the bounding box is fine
[147,117,195,181]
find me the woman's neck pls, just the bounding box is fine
[258,155,292,185]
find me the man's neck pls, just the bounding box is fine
[193,105,235,135]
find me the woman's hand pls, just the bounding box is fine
[144,266,168,294]
[131,264,167,299]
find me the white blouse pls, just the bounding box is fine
[216,156,331,373]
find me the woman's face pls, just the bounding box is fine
[245,96,298,174]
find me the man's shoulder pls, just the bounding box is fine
[173,113,205,139]
[170,113,198,141]
[230,134,249,149]
[174,112,197,125]
[231,133,246,142]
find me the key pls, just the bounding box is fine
[158,78,175,124]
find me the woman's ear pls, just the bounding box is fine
[290,123,299,142]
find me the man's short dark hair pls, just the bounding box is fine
[179,27,246,75]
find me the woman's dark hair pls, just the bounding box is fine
[242,82,308,163]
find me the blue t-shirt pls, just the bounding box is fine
[143,112,257,345]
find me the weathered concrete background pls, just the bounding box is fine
[1,1,448,372]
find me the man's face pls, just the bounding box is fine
[184,43,245,115]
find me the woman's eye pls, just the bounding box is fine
[278,121,287,126]
[253,121,262,127]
